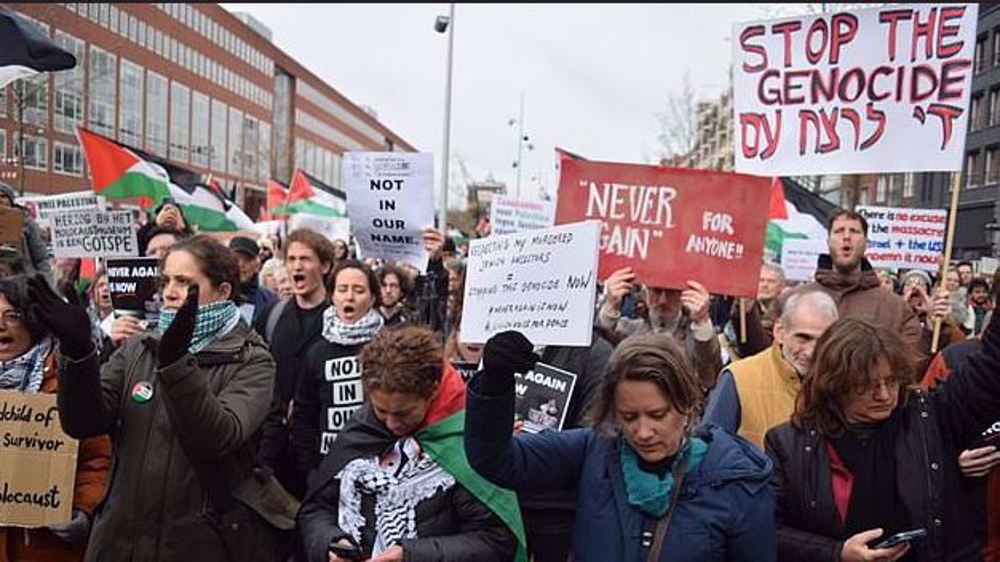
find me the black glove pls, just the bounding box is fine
[480,331,539,395]
[158,285,198,368]
[26,274,94,360]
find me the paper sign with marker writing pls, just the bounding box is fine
[781,239,828,281]
[344,152,434,272]
[0,390,79,528]
[462,220,600,347]
[857,205,947,271]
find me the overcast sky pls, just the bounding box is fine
[221,3,772,205]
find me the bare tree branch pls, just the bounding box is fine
[655,71,698,161]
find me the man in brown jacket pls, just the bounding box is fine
[808,209,924,356]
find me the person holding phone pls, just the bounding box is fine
[765,308,1000,561]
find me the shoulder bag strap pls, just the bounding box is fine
[646,454,691,562]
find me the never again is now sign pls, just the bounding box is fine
[555,159,771,297]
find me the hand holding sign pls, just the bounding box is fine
[604,267,636,313]
[680,280,711,324]
[423,226,444,261]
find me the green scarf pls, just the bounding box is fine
[620,435,708,517]
[157,300,241,354]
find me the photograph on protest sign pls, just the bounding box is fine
[857,205,947,271]
[15,190,105,226]
[0,390,79,528]
[514,363,578,433]
[462,220,600,347]
[733,4,978,176]
[50,210,138,259]
[489,196,555,236]
[106,257,162,330]
[555,159,770,297]
[343,152,434,272]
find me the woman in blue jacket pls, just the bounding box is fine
[464,330,776,562]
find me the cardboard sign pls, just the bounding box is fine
[452,361,480,384]
[514,363,578,433]
[781,239,828,281]
[555,159,771,296]
[51,210,138,258]
[320,355,363,455]
[288,213,351,245]
[462,221,600,347]
[489,196,555,236]
[106,257,161,330]
[857,205,947,271]
[16,191,105,225]
[0,390,79,528]
[343,152,435,272]
[733,4,978,175]
[0,206,25,249]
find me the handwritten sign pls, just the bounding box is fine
[107,257,161,330]
[51,210,138,258]
[344,152,435,272]
[857,205,947,271]
[555,159,771,296]
[489,196,555,236]
[0,390,78,527]
[733,4,978,175]
[16,191,105,226]
[462,221,600,347]
[781,239,827,281]
[515,363,578,433]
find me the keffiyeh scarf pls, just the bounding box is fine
[337,437,456,555]
[158,300,241,354]
[0,337,52,392]
[321,307,384,346]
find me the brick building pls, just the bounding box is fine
[1,3,415,218]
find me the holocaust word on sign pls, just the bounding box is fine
[734,4,978,175]
[462,221,601,347]
[320,355,364,455]
[51,210,138,258]
[857,205,947,271]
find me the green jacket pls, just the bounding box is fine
[57,322,288,562]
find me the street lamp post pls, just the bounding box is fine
[435,4,455,233]
[509,93,533,200]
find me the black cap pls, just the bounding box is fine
[229,236,259,258]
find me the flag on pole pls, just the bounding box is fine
[271,169,347,217]
[263,179,289,221]
[0,7,77,89]
[77,127,172,210]
[765,178,837,262]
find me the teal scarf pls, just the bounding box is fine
[158,300,241,354]
[620,435,709,517]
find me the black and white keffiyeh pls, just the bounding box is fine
[336,437,456,555]
[0,337,51,392]
[322,307,384,346]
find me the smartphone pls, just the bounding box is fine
[874,528,927,549]
[328,540,363,561]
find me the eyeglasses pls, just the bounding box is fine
[0,311,24,327]
[853,377,902,396]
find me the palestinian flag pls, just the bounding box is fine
[166,180,255,232]
[77,128,171,210]
[306,364,527,562]
[0,7,77,89]
[271,169,347,217]
[263,179,289,221]
[765,177,836,262]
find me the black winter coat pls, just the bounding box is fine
[765,313,1000,562]
[298,408,517,562]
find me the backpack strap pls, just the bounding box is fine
[265,298,290,344]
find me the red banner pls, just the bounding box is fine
[555,160,771,297]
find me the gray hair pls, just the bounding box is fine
[779,288,839,327]
[761,261,786,281]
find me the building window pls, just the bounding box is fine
[191,91,210,168]
[966,151,981,188]
[258,121,271,183]
[994,28,1000,67]
[0,129,6,158]
[0,86,6,118]
[109,5,119,33]
[876,175,888,203]
[16,77,50,129]
[169,81,190,162]
[971,96,983,131]
[987,146,1000,185]
[990,89,1000,128]
[120,59,144,148]
[210,98,227,173]
[242,114,258,181]
[88,46,117,138]
[902,173,916,199]
[228,107,243,176]
[977,34,988,73]
[53,141,84,176]
[14,134,48,171]
[145,71,168,157]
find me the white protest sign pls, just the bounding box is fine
[343,152,434,272]
[857,205,946,271]
[733,4,978,175]
[288,213,351,245]
[489,196,555,236]
[462,220,600,347]
[780,239,828,281]
[51,210,138,258]
[250,220,283,238]
[980,257,999,276]
[15,191,105,226]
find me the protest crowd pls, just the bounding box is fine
[2,3,1000,562]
